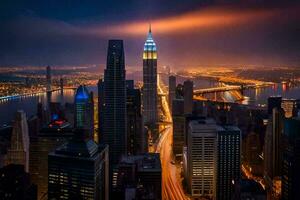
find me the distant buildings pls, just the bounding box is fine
[46,66,52,92]
[74,85,94,134]
[5,110,30,172]
[186,118,217,199]
[60,77,64,98]
[168,75,176,112]
[143,25,158,127]
[217,126,241,200]
[0,164,37,200]
[102,40,127,166]
[126,80,145,155]
[184,80,193,115]
[115,153,162,200]
[48,129,109,200]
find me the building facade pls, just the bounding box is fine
[217,126,241,200]
[126,80,145,155]
[102,40,127,166]
[5,110,30,172]
[48,129,109,200]
[74,85,94,134]
[142,26,158,127]
[184,80,193,115]
[281,118,300,200]
[186,118,217,199]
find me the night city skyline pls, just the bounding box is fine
[1,1,300,200]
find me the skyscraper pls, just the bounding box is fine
[48,129,109,200]
[74,85,94,134]
[281,117,300,200]
[102,40,127,165]
[143,25,158,127]
[168,75,176,113]
[126,80,144,155]
[29,125,74,199]
[186,118,217,199]
[5,110,30,172]
[46,65,51,92]
[217,126,241,200]
[264,107,284,196]
[184,80,193,115]
[172,99,185,157]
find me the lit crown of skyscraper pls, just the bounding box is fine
[143,24,157,59]
[75,85,89,100]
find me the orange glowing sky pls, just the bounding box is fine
[1,2,300,68]
[93,6,281,37]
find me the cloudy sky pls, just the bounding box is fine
[0,0,299,69]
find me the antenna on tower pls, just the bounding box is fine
[149,22,152,33]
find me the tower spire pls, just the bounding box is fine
[149,22,152,33]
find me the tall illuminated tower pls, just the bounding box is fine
[143,25,158,126]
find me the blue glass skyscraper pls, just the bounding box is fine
[74,85,94,133]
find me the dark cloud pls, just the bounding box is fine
[0,0,299,68]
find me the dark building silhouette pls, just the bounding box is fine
[48,129,109,200]
[97,79,104,143]
[0,126,12,168]
[281,118,300,200]
[168,75,176,113]
[232,179,266,200]
[264,107,284,198]
[101,40,127,166]
[29,125,74,199]
[115,153,162,200]
[143,25,158,127]
[0,164,37,200]
[126,80,144,155]
[172,99,184,157]
[267,96,282,115]
[184,80,193,115]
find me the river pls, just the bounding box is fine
[1,76,300,126]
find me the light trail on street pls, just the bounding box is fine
[156,74,188,200]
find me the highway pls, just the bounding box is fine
[156,75,188,200]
